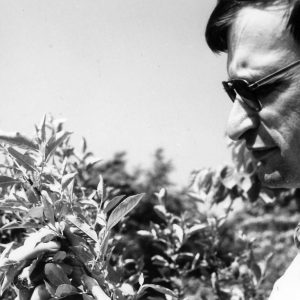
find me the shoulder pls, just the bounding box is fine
[269,252,300,300]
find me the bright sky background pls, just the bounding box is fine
[0,0,231,188]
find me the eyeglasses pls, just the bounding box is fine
[222,60,300,111]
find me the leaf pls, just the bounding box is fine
[251,263,262,284]
[26,188,40,204]
[0,242,14,261]
[60,263,73,275]
[103,195,125,214]
[137,230,153,239]
[45,131,72,161]
[44,279,56,296]
[0,131,38,150]
[0,176,20,187]
[53,251,67,262]
[172,224,184,244]
[61,157,68,176]
[81,137,87,154]
[186,224,207,238]
[0,261,26,295]
[27,206,44,219]
[119,283,135,296]
[41,191,55,225]
[70,244,94,263]
[83,294,94,300]
[54,200,71,220]
[12,193,29,207]
[39,114,47,143]
[66,215,98,243]
[0,198,29,213]
[41,234,58,243]
[97,175,104,202]
[7,147,37,172]
[0,220,43,231]
[220,165,237,190]
[44,263,71,288]
[99,231,111,258]
[80,199,98,208]
[153,205,169,220]
[151,255,169,267]
[139,273,144,286]
[55,284,78,297]
[107,193,144,231]
[61,172,77,191]
[138,284,177,298]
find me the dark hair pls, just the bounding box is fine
[205,0,300,53]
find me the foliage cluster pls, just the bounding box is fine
[0,116,298,300]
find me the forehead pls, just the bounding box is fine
[227,6,299,78]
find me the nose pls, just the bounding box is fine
[226,98,259,141]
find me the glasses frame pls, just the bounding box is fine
[222,59,300,111]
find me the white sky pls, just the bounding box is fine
[0,0,231,187]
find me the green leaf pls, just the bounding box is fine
[54,200,71,220]
[99,231,110,258]
[251,262,262,283]
[81,137,87,154]
[26,188,40,204]
[186,224,207,238]
[0,131,38,150]
[53,251,67,262]
[27,206,44,219]
[138,284,177,298]
[0,175,20,187]
[107,193,144,231]
[220,165,237,190]
[45,131,72,161]
[151,255,169,267]
[153,205,169,220]
[103,195,125,214]
[83,294,94,300]
[41,234,58,243]
[97,175,104,203]
[44,279,57,297]
[44,263,71,288]
[66,215,98,243]
[39,114,47,143]
[0,242,14,261]
[0,261,26,295]
[0,220,42,231]
[7,147,37,172]
[55,284,78,297]
[61,172,77,191]
[41,191,55,225]
[138,273,144,286]
[0,198,29,213]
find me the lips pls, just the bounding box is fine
[248,147,277,161]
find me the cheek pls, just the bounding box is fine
[260,91,300,151]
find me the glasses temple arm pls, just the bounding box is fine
[249,60,300,89]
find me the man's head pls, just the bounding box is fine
[206,0,300,188]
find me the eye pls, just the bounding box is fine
[254,84,276,98]
[255,80,287,98]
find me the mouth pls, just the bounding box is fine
[248,147,278,162]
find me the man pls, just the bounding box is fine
[205,0,300,298]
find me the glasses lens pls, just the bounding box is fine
[222,82,236,102]
[222,80,261,111]
[233,80,260,111]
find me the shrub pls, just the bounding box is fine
[0,116,297,300]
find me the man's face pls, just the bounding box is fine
[226,5,300,188]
